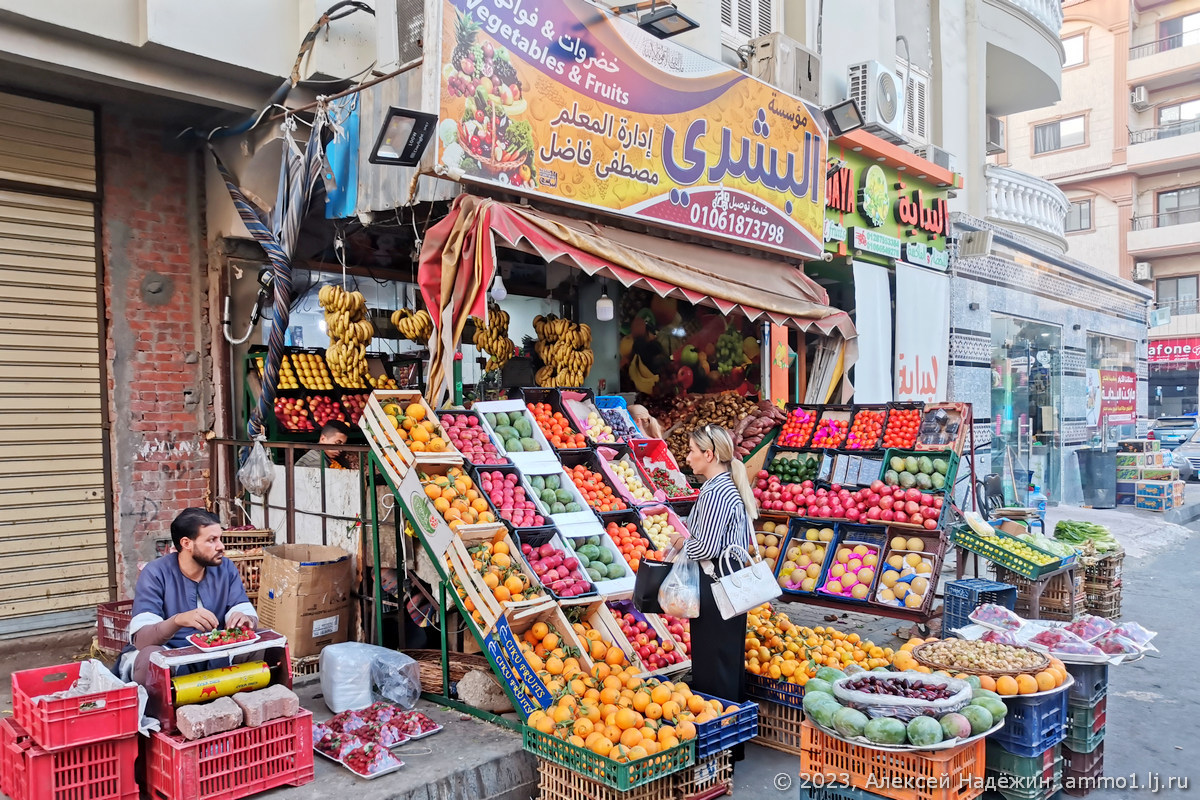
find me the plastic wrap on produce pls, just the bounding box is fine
[831,671,973,722]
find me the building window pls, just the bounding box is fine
[1033,116,1085,154]
[1159,11,1200,50]
[1158,99,1200,138]
[1157,186,1200,227]
[1062,34,1085,67]
[721,0,775,44]
[1064,200,1092,232]
[1157,276,1199,315]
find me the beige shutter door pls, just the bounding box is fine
[0,91,108,635]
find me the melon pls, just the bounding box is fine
[906,715,944,747]
[504,437,523,452]
[803,678,834,696]
[863,716,907,745]
[521,437,541,451]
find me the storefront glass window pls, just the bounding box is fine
[990,316,1061,504]
[1086,334,1137,441]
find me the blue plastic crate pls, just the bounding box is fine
[942,578,1017,636]
[745,672,804,709]
[800,784,890,800]
[990,688,1069,758]
[1065,662,1109,706]
[692,692,759,759]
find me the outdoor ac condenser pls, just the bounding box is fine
[748,32,821,105]
[846,61,906,143]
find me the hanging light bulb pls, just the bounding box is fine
[490,272,507,301]
[596,282,614,321]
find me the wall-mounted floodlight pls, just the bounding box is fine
[369,107,439,166]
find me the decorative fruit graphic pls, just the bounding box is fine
[846,409,885,450]
[606,520,652,572]
[308,394,347,427]
[320,285,373,388]
[610,459,654,502]
[640,512,678,552]
[483,409,542,453]
[383,401,449,454]
[419,467,495,530]
[744,603,893,681]
[568,464,627,512]
[883,408,921,448]
[274,397,314,432]
[883,453,951,491]
[521,541,594,598]
[441,412,506,465]
[478,470,545,528]
[529,403,587,449]
[779,407,817,447]
[533,315,593,388]
[566,534,628,584]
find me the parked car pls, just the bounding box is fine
[1148,416,1199,450]
[1167,431,1200,481]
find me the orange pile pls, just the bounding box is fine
[526,663,732,766]
[891,637,1070,694]
[563,607,632,668]
[384,401,449,453]
[744,603,894,682]
[447,562,485,628]
[528,402,587,449]
[467,529,543,604]
[606,520,654,572]
[421,467,496,530]
[569,464,628,512]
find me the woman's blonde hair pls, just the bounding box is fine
[689,424,758,521]
[628,404,664,439]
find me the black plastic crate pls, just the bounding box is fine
[942,578,1018,636]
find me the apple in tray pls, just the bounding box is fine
[520,542,593,598]
[441,413,506,464]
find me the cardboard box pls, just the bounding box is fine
[257,544,354,658]
[1172,480,1186,502]
[1116,452,1163,467]
[1119,439,1159,453]
[1140,467,1178,482]
[1115,481,1136,496]
[1115,493,1135,506]
[1115,467,1140,481]
[1135,480,1170,498]
[1135,494,1174,512]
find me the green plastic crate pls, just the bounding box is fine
[522,726,694,790]
[1063,725,1106,755]
[986,740,1061,781]
[948,524,1071,580]
[878,449,958,492]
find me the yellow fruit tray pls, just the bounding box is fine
[949,524,1072,580]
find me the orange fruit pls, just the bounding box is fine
[1035,671,1057,692]
[650,685,672,705]
[1016,674,1039,695]
[405,403,426,421]
[995,675,1019,696]
[590,736,613,757]
[531,621,548,640]
[978,675,997,692]
[615,708,641,731]
[675,721,696,741]
[619,727,643,748]
[644,702,663,720]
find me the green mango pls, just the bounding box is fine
[555,489,573,504]
[906,716,943,746]
[917,456,934,475]
[802,691,839,719]
[933,458,949,476]
[597,548,614,566]
[605,562,625,579]
[890,456,906,472]
[551,502,566,514]
[545,474,560,490]
[884,470,900,486]
[530,475,545,492]
[483,412,497,427]
[803,678,834,695]
[905,456,919,473]
[815,667,845,684]
[566,502,582,513]
[521,437,540,451]
[971,687,1001,701]
[587,535,600,546]
[504,437,523,452]
[864,716,907,745]
[832,707,869,738]
[959,704,993,735]
[578,545,600,560]
[587,566,604,581]
[513,418,533,437]
[576,552,591,568]
[931,473,946,490]
[971,696,1007,720]
[541,489,558,504]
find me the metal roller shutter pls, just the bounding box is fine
[0,91,108,636]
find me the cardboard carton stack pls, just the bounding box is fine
[1114,440,1184,510]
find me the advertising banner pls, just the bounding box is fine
[1148,338,1200,364]
[1086,369,1136,426]
[852,261,893,402]
[894,264,948,402]
[437,0,827,258]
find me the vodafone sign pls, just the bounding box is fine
[1148,338,1200,364]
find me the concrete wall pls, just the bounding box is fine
[1062,188,1123,275]
[101,110,212,594]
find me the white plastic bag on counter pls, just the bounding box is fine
[319,643,421,713]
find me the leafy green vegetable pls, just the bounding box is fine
[506,120,534,154]
[1054,520,1119,553]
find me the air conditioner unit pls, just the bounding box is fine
[376,0,426,72]
[1134,261,1152,281]
[748,33,821,104]
[912,145,959,175]
[847,61,906,143]
[1130,85,1151,112]
[986,115,1006,155]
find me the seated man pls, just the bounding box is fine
[123,508,257,684]
[296,420,352,469]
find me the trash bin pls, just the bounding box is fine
[1077,448,1116,509]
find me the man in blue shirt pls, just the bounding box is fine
[123,508,257,684]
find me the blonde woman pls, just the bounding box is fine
[668,423,757,765]
[628,404,664,439]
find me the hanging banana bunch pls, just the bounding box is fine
[469,303,516,372]
[391,308,433,345]
[531,314,594,387]
[319,284,372,388]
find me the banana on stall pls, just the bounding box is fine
[532,314,594,387]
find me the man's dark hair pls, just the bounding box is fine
[171,508,221,551]
[322,420,353,439]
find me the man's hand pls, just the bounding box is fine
[227,611,257,631]
[173,608,219,632]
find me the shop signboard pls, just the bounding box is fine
[1148,337,1200,364]
[824,153,950,270]
[436,0,827,259]
[894,264,949,403]
[1086,369,1137,426]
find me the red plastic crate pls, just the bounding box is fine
[0,718,138,800]
[146,709,314,800]
[12,662,139,751]
[96,600,133,653]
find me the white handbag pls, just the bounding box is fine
[704,543,782,620]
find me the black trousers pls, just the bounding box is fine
[689,568,747,762]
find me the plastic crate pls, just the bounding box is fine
[1065,663,1108,707]
[95,599,133,652]
[942,579,1017,636]
[800,719,985,800]
[985,740,1060,781]
[989,767,1061,800]
[844,406,889,451]
[1066,696,1107,740]
[762,444,826,486]
[220,529,275,550]
[692,692,758,759]
[0,718,138,800]
[773,519,838,598]
[535,757,675,800]
[879,449,959,491]
[673,751,732,800]
[755,698,805,755]
[146,709,314,800]
[745,672,805,709]
[1062,740,1104,797]
[1063,725,1105,755]
[11,662,139,752]
[988,689,1068,759]
[523,726,694,791]
[630,439,700,502]
[949,525,1072,580]
[799,786,893,800]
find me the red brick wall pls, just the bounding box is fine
[100,111,212,595]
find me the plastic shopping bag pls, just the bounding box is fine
[238,440,274,497]
[658,557,700,619]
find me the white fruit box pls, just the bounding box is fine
[558,520,635,599]
[395,459,474,560]
[473,399,557,469]
[520,463,597,527]
[557,596,644,671]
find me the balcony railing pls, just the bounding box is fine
[1129,119,1200,144]
[1130,33,1199,59]
[1155,299,1199,316]
[998,0,1064,38]
[1132,209,1200,230]
[985,165,1070,250]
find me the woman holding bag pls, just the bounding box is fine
[668,424,758,765]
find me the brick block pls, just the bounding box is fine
[175,697,243,741]
[232,685,300,727]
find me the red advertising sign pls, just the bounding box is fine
[1087,369,1136,426]
[1148,338,1200,363]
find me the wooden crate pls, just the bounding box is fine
[994,566,1085,621]
[560,597,645,672]
[506,601,596,675]
[537,758,676,800]
[755,700,805,756]
[369,390,458,464]
[674,752,732,800]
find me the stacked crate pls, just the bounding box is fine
[1061,663,1108,796]
[1082,552,1123,621]
[982,684,1071,800]
[992,566,1085,622]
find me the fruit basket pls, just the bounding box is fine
[880,449,957,493]
[844,406,888,451]
[912,640,1050,678]
[774,519,838,596]
[949,525,1072,580]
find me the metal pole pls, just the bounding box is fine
[369,456,384,645]
[284,446,296,544]
[760,320,771,400]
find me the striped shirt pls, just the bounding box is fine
[683,472,753,562]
